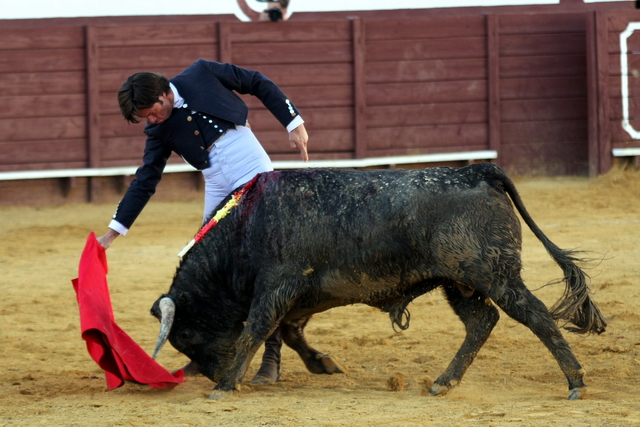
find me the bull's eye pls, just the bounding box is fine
[181,330,192,340]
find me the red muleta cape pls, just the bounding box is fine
[71,232,185,390]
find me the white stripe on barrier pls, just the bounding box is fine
[620,22,640,140]
[612,147,640,156]
[0,150,498,181]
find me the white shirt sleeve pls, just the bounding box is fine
[108,220,129,236]
[286,116,304,133]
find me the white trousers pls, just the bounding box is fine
[201,125,273,223]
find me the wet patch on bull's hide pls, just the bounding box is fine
[319,269,404,300]
[434,216,485,275]
[430,181,523,293]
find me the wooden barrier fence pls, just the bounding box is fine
[0,1,638,205]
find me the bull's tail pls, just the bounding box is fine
[491,167,607,335]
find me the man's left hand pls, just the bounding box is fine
[289,124,309,162]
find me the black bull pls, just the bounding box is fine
[151,164,606,400]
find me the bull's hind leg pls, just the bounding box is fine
[430,281,500,396]
[281,317,346,375]
[492,279,587,400]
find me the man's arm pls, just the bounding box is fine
[199,60,309,161]
[97,128,171,251]
[200,61,302,128]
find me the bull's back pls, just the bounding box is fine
[234,165,520,303]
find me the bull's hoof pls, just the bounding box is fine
[429,382,452,396]
[318,354,347,374]
[209,388,235,401]
[568,386,587,400]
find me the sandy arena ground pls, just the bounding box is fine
[1,167,639,426]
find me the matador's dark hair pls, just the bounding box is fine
[117,72,171,124]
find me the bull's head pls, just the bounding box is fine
[150,291,245,383]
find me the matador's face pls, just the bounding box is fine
[136,92,173,125]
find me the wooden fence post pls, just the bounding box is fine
[351,17,367,159]
[586,11,600,177]
[487,14,501,166]
[218,21,231,64]
[594,11,611,175]
[85,25,102,201]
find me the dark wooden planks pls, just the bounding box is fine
[232,41,352,64]
[501,141,589,176]
[498,12,589,176]
[611,120,640,145]
[258,129,354,155]
[2,5,636,180]
[0,24,88,172]
[501,118,589,175]
[229,21,351,42]
[99,46,217,70]
[5,3,640,205]
[610,97,640,121]
[367,102,487,127]
[241,63,353,86]
[500,33,586,57]
[502,98,587,122]
[362,15,490,158]
[0,72,85,96]
[0,49,85,73]
[0,117,86,141]
[501,55,587,78]
[100,114,145,138]
[501,76,588,100]
[0,139,87,166]
[488,14,501,161]
[365,16,486,40]
[366,80,487,106]
[95,23,219,47]
[366,58,487,83]
[240,85,353,111]
[365,123,487,151]
[596,11,614,173]
[605,11,640,152]
[1,94,85,119]
[366,38,487,62]
[248,107,353,131]
[0,27,85,49]
[498,13,587,35]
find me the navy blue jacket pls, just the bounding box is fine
[112,59,300,230]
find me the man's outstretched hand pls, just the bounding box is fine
[289,124,309,162]
[96,229,120,250]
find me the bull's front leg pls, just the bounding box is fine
[210,288,291,400]
[210,325,273,400]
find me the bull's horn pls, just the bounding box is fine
[152,297,175,360]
